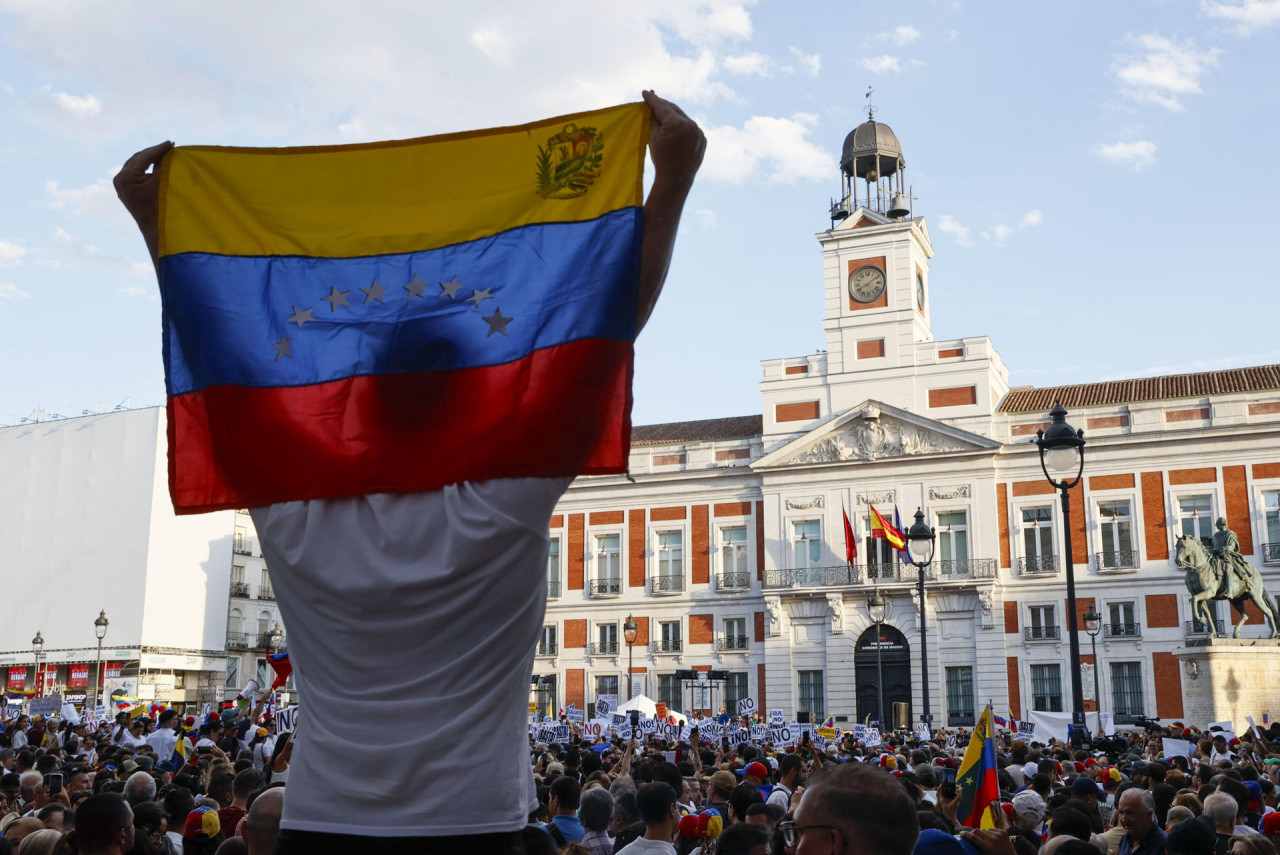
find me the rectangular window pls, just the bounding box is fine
[793,520,822,569]
[937,511,969,565]
[1264,493,1280,564]
[721,527,749,578]
[1177,496,1214,545]
[658,531,684,577]
[595,675,618,703]
[945,667,975,722]
[1029,605,1056,638]
[547,537,561,598]
[1108,602,1137,637]
[598,623,618,648]
[724,617,746,649]
[1030,664,1063,712]
[260,569,272,598]
[657,674,682,713]
[659,620,681,652]
[534,674,557,719]
[725,672,749,714]
[1110,662,1144,716]
[596,534,621,590]
[798,670,825,722]
[231,565,245,585]
[863,516,898,578]
[1097,501,1134,563]
[1021,507,1054,561]
[539,626,557,655]
[225,658,239,688]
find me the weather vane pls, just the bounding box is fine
[865,86,877,120]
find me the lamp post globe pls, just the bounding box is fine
[1032,401,1088,745]
[92,611,109,710]
[1084,602,1102,718]
[94,611,109,640]
[624,615,638,700]
[270,626,284,652]
[904,509,936,728]
[32,630,44,699]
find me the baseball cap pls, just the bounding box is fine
[745,761,768,779]
[1261,812,1280,837]
[184,806,221,839]
[1071,777,1102,797]
[710,770,737,793]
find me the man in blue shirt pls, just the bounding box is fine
[1118,789,1167,855]
[547,776,585,846]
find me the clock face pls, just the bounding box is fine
[916,273,926,309]
[848,265,886,303]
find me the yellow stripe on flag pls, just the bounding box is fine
[159,102,650,259]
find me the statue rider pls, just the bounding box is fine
[1211,517,1254,589]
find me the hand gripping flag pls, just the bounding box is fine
[956,705,1000,829]
[157,104,651,513]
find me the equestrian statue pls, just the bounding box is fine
[1176,517,1280,638]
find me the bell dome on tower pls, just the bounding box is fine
[830,98,913,224]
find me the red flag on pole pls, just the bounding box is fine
[842,507,858,563]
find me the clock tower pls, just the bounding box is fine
[758,112,1010,446]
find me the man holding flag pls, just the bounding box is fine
[115,91,705,854]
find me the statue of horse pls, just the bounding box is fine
[1176,534,1280,638]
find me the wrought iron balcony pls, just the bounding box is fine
[536,641,557,656]
[226,633,250,649]
[1264,543,1280,567]
[716,635,749,651]
[762,564,861,589]
[589,640,619,655]
[717,572,752,592]
[233,541,252,555]
[1096,550,1140,571]
[865,562,910,582]
[1024,626,1060,641]
[547,579,561,599]
[589,578,622,598]
[230,582,250,597]
[258,585,275,600]
[929,558,997,580]
[650,575,685,595]
[1018,555,1058,576]
[1104,623,1141,638]
[948,713,976,728]
[650,639,683,654]
[1186,619,1225,636]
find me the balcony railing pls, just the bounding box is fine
[1104,623,1141,638]
[717,572,752,592]
[929,558,997,580]
[865,563,910,582]
[1024,626,1061,641]
[233,541,252,555]
[1186,619,1225,636]
[948,713,976,728]
[536,641,557,657]
[651,639,683,654]
[589,578,622,598]
[589,640,619,655]
[1018,555,1058,576]
[227,633,251,649]
[650,575,685,595]
[716,635,749,651]
[547,579,561,599]
[763,565,861,589]
[1096,550,1140,571]
[1264,543,1280,567]
[230,582,250,597]
[258,586,275,601]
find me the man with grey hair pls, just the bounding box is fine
[1117,788,1165,855]
[579,787,614,855]
[123,770,157,806]
[17,770,42,814]
[782,763,918,855]
[1205,793,1239,852]
[244,788,284,855]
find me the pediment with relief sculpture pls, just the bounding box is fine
[755,400,999,468]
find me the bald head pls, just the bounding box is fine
[245,787,284,855]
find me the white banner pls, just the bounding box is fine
[1026,709,1071,744]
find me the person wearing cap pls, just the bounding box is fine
[1070,776,1104,833]
[705,770,737,822]
[184,805,224,855]
[1260,811,1280,848]
[743,761,769,788]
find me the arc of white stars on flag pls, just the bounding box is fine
[272,272,513,359]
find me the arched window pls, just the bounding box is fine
[228,608,244,635]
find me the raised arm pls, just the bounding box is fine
[114,140,173,269]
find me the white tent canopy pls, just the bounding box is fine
[615,694,688,724]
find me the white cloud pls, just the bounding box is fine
[38,228,152,277]
[987,224,1013,242]
[0,240,28,267]
[1094,139,1158,170]
[937,214,973,247]
[696,209,718,228]
[51,90,101,115]
[788,46,820,76]
[877,25,920,45]
[701,112,831,184]
[1021,209,1043,227]
[1114,34,1219,111]
[0,283,31,301]
[1202,0,1280,34]
[46,174,136,227]
[470,27,512,65]
[858,55,901,74]
[724,52,770,76]
[120,285,151,297]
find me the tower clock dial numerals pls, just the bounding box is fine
[848,265,886,303]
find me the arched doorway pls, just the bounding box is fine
[855,624,911,727]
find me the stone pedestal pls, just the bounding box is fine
[1173,639,1280,733]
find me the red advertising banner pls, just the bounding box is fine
[68,664,90,688]
[6,667,25,689]
[103,662,122,679]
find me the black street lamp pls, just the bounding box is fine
[867,591,887,728]
[1033,401,1088,746]
[32,631,44,698]
[623,615,638,701]
[92,611,109,711]
[904,509,936,729]
[1084,601,1102,720]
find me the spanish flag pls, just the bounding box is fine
[869,505,906,551]
[157,104,650,513]
[956,705,1000,829]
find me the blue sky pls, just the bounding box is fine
[1,0,1277,426]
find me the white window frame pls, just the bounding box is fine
[717,524,751,584]
[1170,490,1219,556]
[547,536,562,598]
[861,512,899,577]
[539,625,557,655]
[934,507,970,567]
[1091,491,1140,571]
[1014,500,1058,574]
[592,528,624,594]
[652,528,686,593]
[1026,603,1058,641]
[596,621,619,654]
[722,616,748,651]
[1253,483,1280,566]
[1105,600,1138,638]
[790,518,823,570]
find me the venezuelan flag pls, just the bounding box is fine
[822,715,836,729]
[993,714,1009,728]
[956,705,1000,829]
[869,505,906,551]
[157,104,650,513]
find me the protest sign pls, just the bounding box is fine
[1248,716,1265,740]
[655,702,668,720]
[750,724,767,741]
[553,724,571,743]
[737,697,756,716]
[945,734,957,751]
[584,721,603,740]
[29,693,62,717]
[528,702,537,715]
[915,723,931,741]
[863,727,882,747]
[275,705,299,733]
[768,726,793,746]
[818,726,839,740]
[1016,720,1037,742]
[565,705,584,725]
[1162,738,1194,760]
[640,717,656,735]
[60,702,81,725]
[596,695,617,718]
[611,713,627,732]
[770,708,784,726]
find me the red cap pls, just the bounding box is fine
[1084,758,1097,767]
[1262,813,1280,837]
[1002,803,1016,822]
[679,815,701,839]
[746,762,769,779]
[1074,761,1086,772]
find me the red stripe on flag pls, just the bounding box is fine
[168,338,633,513]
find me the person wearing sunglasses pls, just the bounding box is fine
[777,763,918,855]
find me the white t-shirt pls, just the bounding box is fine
[146,728,178,761]
[251,477,570,837]
[616,838,678,855]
